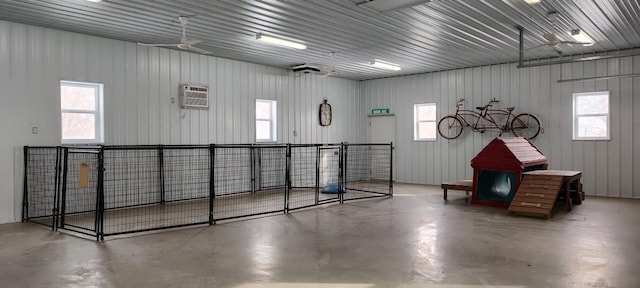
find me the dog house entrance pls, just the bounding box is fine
[476,170,516,203]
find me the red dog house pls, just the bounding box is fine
[471,137,547,208]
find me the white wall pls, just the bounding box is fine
[0,21,366,224]
[362,52,640,199]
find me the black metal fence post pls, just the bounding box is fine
[96,148,105,241]
[389,142,394,197]
[158,145,165,205]
[59,147,69,229]
[315,146,320,205]
[339,143,345,204]
[209,144,215,225]
[52,147,63,231]
[250,145,256,194]
[21,146,28,222]
[285,144,291,213]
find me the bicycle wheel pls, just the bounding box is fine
[438,116,464,139]
[511,113,541,140]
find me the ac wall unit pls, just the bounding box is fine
[180,84,209,109]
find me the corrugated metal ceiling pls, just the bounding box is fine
[0,0,638,80]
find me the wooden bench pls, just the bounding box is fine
[441,180,473,201]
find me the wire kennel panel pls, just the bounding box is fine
[318,146,342,203]
[22,146,62,229]
[101,147,162,210]
[288,144,342,211]
[213,145,286,221]
[58,147,100,236]
[162,146,210,203]
[288,145,319,210]
[255,145,287,191]
[342,144,393,201]
[101,146,209,236]
[213,145,253,197]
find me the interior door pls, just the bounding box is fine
[369,115,396,180]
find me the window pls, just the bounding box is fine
[414,103,437,140]
[60,81,104,144]
[256,99,277,142]
[573,91,609,140]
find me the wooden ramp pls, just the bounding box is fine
[508,175,564,218]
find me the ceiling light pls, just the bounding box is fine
[85,0,102,2]
[523,0,540,4]
[368,59,402,71]
[255,33,307,50]
[359,0,432,13]
[570,29,595,46]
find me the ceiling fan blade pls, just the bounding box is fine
[558,41,592,45]
[187,46,213,54]
[137,42,179,47]
[525,43,548,51]
[550,45,563,54]
[186,39,202,45]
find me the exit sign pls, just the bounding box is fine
[371,108,390,114]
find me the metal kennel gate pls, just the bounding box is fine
[22,142,393,240]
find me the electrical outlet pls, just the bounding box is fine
[171,97,176,104]
[541,128,545,133]
[293,130,298,137]
[32,126,38,134]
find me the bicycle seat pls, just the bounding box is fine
[507,107,515,111]
[476,106,486,110]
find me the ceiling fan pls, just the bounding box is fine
[320,52,338,78]
[137,16,213,54]
[526,12,592,54]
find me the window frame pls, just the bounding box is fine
[255,99,277,142]
[413,103,437,141]
[60,80,104,145]
[572,91,610,141]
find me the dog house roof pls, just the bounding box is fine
[471,137,547,168]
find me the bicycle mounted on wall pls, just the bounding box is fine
[437,98,541,140]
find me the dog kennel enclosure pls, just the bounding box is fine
[22,143,393,240]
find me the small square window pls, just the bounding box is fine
[60,81,104,144]
[414,103,437,141]
[573,91,609,140]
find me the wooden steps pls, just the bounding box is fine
[508,175,564,218]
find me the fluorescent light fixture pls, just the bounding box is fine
[523,0,541,4]
[359,0,432,13]
[368,59,402,71]
[256,33,307,50]
[85,0,102,2]
[570,29,595,46]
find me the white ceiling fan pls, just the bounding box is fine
[137,16,212,54]
[320,52,338,78]
[526,12,593,54]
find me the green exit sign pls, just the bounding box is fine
[371,108,390,114]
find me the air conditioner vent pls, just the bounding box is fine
[180,84,209,109]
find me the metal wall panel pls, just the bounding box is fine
[0,20,12,223]
[361,50,640,199]
[0,21,364,224]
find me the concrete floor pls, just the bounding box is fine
[1,183,639,288]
